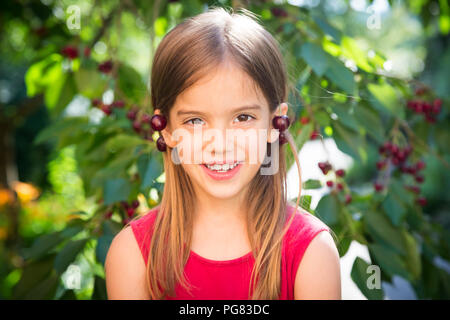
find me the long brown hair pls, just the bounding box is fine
[144,6,317,300]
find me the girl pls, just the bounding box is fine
[105,6,341,300]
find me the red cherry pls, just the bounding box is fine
[105,210,113,219]
[131,200,139,209]
[310,130,320,140]
[133,121,142,133]
[279,131,288,145]
[376,160,387,170]
[415,161,425,171]
[61,45,78,59]
[112,100,125,108]
[374,182,384,192]
[432,99,442,114]
[151,114,167,131]
[300,116,309,124]
[127,109,137,121]
[335,169,345,177]
[318,162,332,175]
[271,7,288,17]
[156,136,167,151]
[272,115,290,131]
[416,197,427,206]
[415,175,424,183]
[404,185,420,194]
[92,98,101,107]
[141,114,151,124]
[126,207,135,218]
[326,180,334,187]
[101,104,112,115]
[98,60,113,73]
[337,183,344,191]
[121,201,129,209]
[345,194,352,204]
[122,217,132,226]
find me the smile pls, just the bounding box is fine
[200,162,243,180]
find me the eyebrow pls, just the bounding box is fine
[176,104,262,117]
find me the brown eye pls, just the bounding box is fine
[235,114,255,122]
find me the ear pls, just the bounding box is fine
[267,102,289,143]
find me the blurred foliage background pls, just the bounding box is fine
[0,0,448,299]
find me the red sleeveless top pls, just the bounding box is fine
[130,204,330,300]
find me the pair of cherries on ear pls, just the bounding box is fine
[150,113,290,152]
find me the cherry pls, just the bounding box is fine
[345,194,352,204]
[415,161,425,171]
[318,162,332,175]
[376,160,387,170]
[122,217,132,226]
[404,185,420,194]
[101,104,112,115]
[335,169,345,177]
[414,175,424,184]
[337,183,344,191]
[98,60,113,73]
[326,180,334,187]
[127,110,137,121]
[121,201,129,209]
[92,98,101,107]
[131,200,139,209]
[61,45,78,59]
[300,116,309,124]
[279,131,288,145]
[271,7,288,17]
[133,120,142,133]
[374,182,384,192]
[105,210,113,219]
[112,100,125,108]
[151,114,167,131]
[272,115,290,131]
[432,99,442,114]
[310,130,320,140]
[141,113,151,124]
[126,207,135,218]
[416,197,427,206]
[156,136,167,152]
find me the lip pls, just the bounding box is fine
[200,162,243,181]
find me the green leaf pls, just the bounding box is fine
[331,104,359,132]
[315,193,339,225]
[368,243,410,280]
[324,57,356,94]
[91,275,108,300]
[25,54,64,97]
[382,193,406,227]
[341,36,373,73]
[22,271,60,299]
[313,16,342,42]
[117,63,147,103]
[351,257,384,300]
[141,152,163,190]
[295,122,314,150]
[74,68,108,99]
[106,134,146,152]
[367,83,404,119]
[54,238,89,274]
[22,232,65,260]
[402,230,422,281]
[302,179,322,189]
[34,116,89,145]
[363,210,406,255]
[353,104,384,144]
[103,178,132,205]
[96,234,114,266]
[332,122,362,161]
[12,254,56,299]
[300,195,312,210]
[300,42,331,76]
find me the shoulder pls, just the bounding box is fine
[286,206,341,299]
[105,206,160,300]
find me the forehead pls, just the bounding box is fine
[172,62,267,115]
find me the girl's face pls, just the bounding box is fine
[161,61,287,201]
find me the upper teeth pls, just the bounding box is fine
[206,162,240,171]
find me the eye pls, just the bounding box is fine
[184,118,204,125]
[234,114,255,123]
